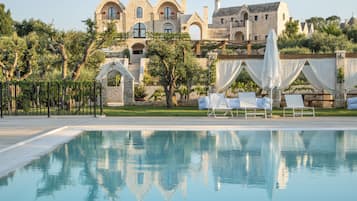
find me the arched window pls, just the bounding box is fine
[132,43,145,55]
[137,7,143,18]
[108,7,116,20]
[243,13,249,21]
[164,23,173,33]
[164,7,171,20]
[133,23,146,38]
[220,18,224,24]
[107,70,122,87]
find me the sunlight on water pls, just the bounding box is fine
[1,130,357,201]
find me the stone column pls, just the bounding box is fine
[124,78,134,105]
[273,88,282,108]
[335,50,346,108]
[246,41,252,55]
[195,41,201,56]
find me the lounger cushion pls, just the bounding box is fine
[198,96,272,110]
[348,104,357,110]
[257,97,272,109]
[226,98,240,109]
[348,97,357,104]
[198,96,209,110]
[347,98,357,110]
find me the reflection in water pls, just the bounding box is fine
[1,130,357,201]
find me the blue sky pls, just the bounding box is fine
[1,0,356,31]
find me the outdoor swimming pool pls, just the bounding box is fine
[0,130,357,201]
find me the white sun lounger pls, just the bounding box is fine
[208,93,233,118]
[283,94,315,117]
[238,92,267,119]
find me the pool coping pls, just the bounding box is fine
[1,116,357,179]
[0,127,83,179]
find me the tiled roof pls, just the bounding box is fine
[180,15,192,24]
[213,2,281,17]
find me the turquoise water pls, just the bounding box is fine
[1,130,357,201]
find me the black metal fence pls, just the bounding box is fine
[0,81,103,118]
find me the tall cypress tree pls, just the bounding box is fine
[0,4,14,36]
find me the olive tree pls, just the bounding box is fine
[147,37,199,108]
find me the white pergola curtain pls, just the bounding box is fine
[345,58,357,91]
[244,59,264,88]
[225,59,309,90]
[303,59,336,94]
[279,59,307,90]
[216,60,243,92]
[215,58,338,93]
[245,59,307,90]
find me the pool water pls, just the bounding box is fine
[1,130,357,201]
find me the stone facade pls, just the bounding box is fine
[95,0,313,88]
[210,1,312,42]
[96,0,207,64]
[96,0,312,51]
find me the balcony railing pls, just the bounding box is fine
[159,14,177,21]
[232,21,246,28]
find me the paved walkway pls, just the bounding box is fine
[1,116,357,149]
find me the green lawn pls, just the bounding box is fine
[104,106,357,117]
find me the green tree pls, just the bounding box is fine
[0,4,14,36]
[0,33,39,81]
[306,17,325,31]
[326,15,341,23]
[147,37,197,108]
[67,19,120,81]
[14,19,62,80]
[344,25,357,43]
[176,54,200,102]
[307,32,352,53]
[15,19,54,37]
[282,19,300,38]
[278,20,308,50]
[321,21,343,36]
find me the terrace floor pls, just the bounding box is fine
[1,116,357,146]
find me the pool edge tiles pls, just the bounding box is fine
[0,127,84,179]
[77,126,357,132]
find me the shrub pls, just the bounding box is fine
[149,88,165,101]
[280,47,311,54]
[134,85,147,99]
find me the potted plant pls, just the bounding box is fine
[135,85,147,101]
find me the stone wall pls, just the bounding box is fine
[123,77,134,105]
[335,51,347,108]
[105,86,123,103]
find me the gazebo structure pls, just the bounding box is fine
[96,58,135,106]
[215,51,357,108]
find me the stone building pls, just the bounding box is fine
[96,0,208,63]
[210,1,290,42]
[96,0,209,86]
[94,0,313,97]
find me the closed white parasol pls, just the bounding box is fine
[262,29,281,112]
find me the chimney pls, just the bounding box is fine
[203,6,209,23]
[215,0,221,13]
